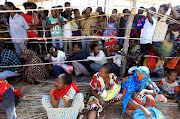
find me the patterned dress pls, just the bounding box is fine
[42,87,84,119]
[88,73,122,116]
[122,66,159,114]
[23,49,49,83]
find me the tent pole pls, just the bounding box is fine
[122,0,136,76]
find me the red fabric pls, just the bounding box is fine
[53,81,80,99]
[143,95,155,107]
[159,80,163,85]
[106,38,117,52]
[174,86,179,91]
[22,14,40,38]
[127,94,143,110]
[22,14,33,25]
[146,50,156,73]
[13,90,23,98]
[0,79,11,103]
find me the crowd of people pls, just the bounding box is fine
[0,1,180,119]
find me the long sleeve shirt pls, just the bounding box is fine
[87,50,108,65]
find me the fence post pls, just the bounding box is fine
[122,0,136,76]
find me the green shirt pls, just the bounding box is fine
[47,16,64,37]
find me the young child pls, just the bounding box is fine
[158,69,180,101]
[106,44,123,76]
[87,63,122,119]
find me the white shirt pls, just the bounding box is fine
[45,50,66,65]
[9,13,30,43]
[140,17,157,44]
[87,50,108,65]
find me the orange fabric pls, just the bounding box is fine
[166,58,180,69]
[174,86,179,91]
[14,90,23,98]
[22,13,40,38]
[159,80,163,85]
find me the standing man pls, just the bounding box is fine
[5,2,29,58]
[61,2,73,54]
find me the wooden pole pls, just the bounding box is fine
[122,0,136,76]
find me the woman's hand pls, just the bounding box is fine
[63,95,69,103]
[50,85,57,95]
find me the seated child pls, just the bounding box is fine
[158,69,180,102]
[87,63,122,119]
[106,44,123,76]
[45,47,72,77]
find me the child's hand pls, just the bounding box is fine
[109,84,114,90]
[89,100,98,105]
[63,95,69,103]
[139,89,145,96]
[99,98,106,106]
[143,109,152,118]
[166,3,173,8]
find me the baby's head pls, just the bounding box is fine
[167,69,177,83]
[113,44,122,52]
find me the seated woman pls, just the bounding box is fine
[22,49,49,84]
[122,66,159,118]
[42,73,84,119]
[87,63,122,119]
[68,43,91,76]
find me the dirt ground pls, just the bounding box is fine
[1,76,180,119]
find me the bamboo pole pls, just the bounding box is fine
[122,0,136,76]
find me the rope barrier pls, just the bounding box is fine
[0,55,177,68]
[0,5,179,24]
[1,36,179,44]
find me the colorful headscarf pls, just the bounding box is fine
[0,79,11,102]
[122,66,158,114]
[23,49,37,57]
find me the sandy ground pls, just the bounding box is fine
[0,76,179,119]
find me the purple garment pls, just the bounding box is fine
[72,23,82,36]
[103,21,116,36]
